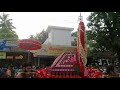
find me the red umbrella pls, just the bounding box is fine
[18,39,42,62]
[18,39,42,50]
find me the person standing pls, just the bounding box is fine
[6,65,12,78]
[16,63,35,78]
[1,66,7,78]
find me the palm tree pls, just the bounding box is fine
[0,13,16,30]
[0,13,19,40]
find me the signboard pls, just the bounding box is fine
[0,40,28,52]
[0,40,6,50]
[10,47,29,52]
[15,55,23,59]
[31,45,77,56]
[6,56,14,59]
[6,55,24,59]
[0,40,18,51]
[5,40,18,47]
[0,52,6,59]
[48,46,76,55]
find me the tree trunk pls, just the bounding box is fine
[116,47,120,62]
[117,50,120,72]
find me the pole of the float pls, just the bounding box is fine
[28,50,30,62]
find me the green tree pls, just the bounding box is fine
[87,12,120,61]
[71,31,91,47]
[0,13,19,40]
[29,29,48,44]
[29,35,35,39]
[71,31,77,46]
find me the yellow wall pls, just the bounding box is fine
[0,52,6,59]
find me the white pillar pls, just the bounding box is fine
[107,59,109,65]
[38,57,40,67]
[99,59,102,66]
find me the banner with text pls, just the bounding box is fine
[0,52,6,59]
[31,45,77,56]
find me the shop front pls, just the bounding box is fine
[0,40,35,67]
[0,51,33,67]
[31,45,77,67]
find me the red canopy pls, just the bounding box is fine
[18,39,42,50]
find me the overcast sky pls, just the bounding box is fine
[0,12,91,39]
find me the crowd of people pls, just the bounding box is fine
[93,64,120,78]
[0,62,40,78]
[0,61,119,78]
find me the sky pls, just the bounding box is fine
[0,12,91,39]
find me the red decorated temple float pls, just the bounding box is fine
[36,13,103,78]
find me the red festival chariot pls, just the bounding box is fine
[35,13,103,78]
